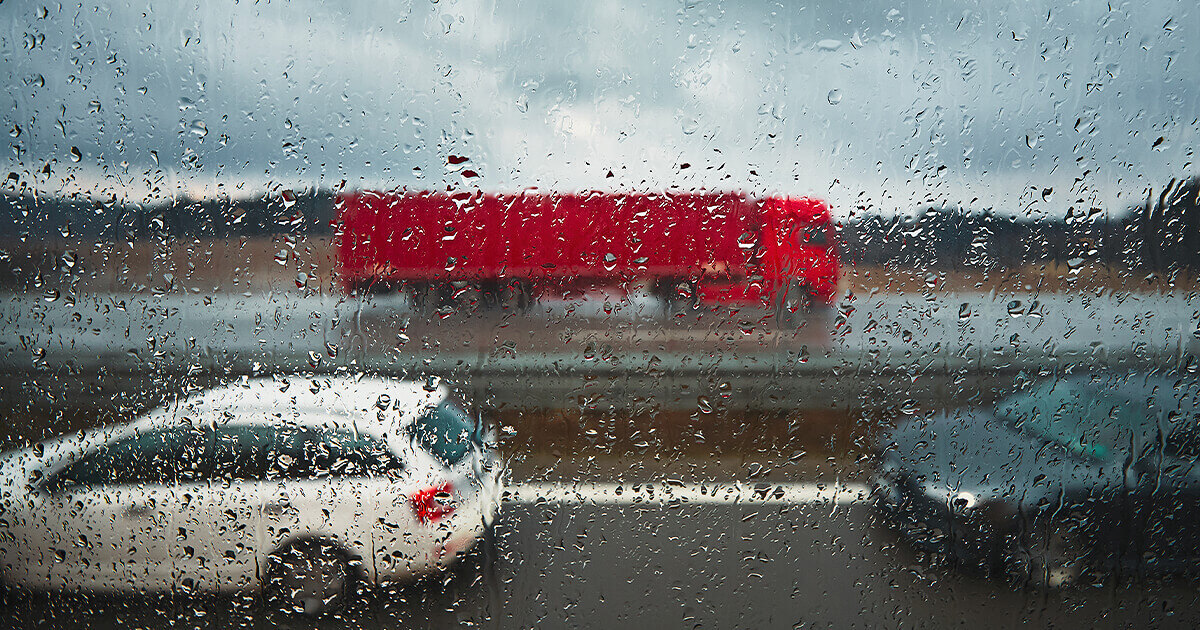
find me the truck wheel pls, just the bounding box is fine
[775,281,811,328]
[478,280,502,312]
[658,278,698,318]
[433,282,457,313]
[500,279,534,313]
[406,282,433,314]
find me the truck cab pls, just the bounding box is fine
[760,196,840,308]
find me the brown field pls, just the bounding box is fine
[0,237,1194,296]
[840,261,1198,296]
[0,237,340,294]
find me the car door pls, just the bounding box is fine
[37,475,139,591]
[169,424,268,593]
[40,427,186,592]
[262,426,399,574]
[1133,428,1200,568]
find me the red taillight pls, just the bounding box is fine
[410,481,456,524]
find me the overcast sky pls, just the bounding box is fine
[2,0,1197,218]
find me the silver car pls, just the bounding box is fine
[0,375,502,614]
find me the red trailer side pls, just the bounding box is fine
[336,191,838,310]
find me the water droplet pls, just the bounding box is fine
[827,89,843,105]
[817,39,842,51]
[69,147,81,162]
[189,120,208,137]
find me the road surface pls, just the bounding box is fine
[5,480,1198,629]
[0,290,1195,410]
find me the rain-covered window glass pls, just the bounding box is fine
[268,426,400,479]
[46,427,207,490]
[2,0,1199,626]
[410,402,478,466]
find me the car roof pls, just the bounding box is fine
[1063,372,1199,415]
[133,374,452,434]
[1,375,457,478]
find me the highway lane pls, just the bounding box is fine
[0,290,1195,407]
[5,481,1198,629]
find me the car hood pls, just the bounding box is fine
[881,410,1122,507]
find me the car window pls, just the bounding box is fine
[211,425,273,482]
[1165,423,1200,462]
[995,380,1147,461]
[267,426,401,480]
[409,401,478,466]
[46,427,209,492]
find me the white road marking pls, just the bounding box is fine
[504,481,870,506]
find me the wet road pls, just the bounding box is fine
[6,487,1199,629]
[2,290,1196,372]
[0,290,1195,411]
[2,290,1198,627]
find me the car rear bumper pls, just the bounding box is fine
[374,471,501,583]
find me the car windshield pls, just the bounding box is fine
[409,400,478,466]
[995,380,1145,461]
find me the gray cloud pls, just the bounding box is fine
[1,0,1196,217]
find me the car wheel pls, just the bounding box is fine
[1005,526,1084,589]
[265,539,354,616]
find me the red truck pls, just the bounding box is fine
[336,191,839,320]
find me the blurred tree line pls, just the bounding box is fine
[0,189,335,241]
[838,176,1200,273]
[0,177,1197,272]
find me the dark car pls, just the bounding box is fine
[873,372,1200,588]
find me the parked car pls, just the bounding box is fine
[873,372,1200,588]
[0,375,502,614]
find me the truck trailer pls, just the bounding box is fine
[337,190,839,321]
